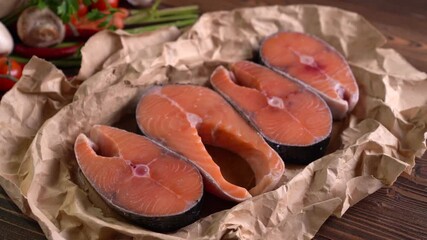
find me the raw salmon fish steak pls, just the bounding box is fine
[74,125,203,232]
[260,32,359,119]
[210,61,332,164]
[136,85,285,202]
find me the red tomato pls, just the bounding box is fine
[77,0,89,17]
[92,0,120,11]
[111,8,129,29]
[66,7,129,40]
[0,58,23,92]
[70,0,89,23]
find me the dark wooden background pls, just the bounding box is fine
[1,0,426,239]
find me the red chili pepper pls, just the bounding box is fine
[65,26,100,40]
[0,57,23,92]
[13,42,83,60]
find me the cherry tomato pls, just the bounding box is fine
[70,0,89,23]
[92,0,120,11]
[77,0,89,17]
[0,57,23,92]
[111,8,129,29]
[66,8,129,40]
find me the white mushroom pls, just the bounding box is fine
[0,22,14,56]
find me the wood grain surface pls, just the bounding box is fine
[1,0,426,239]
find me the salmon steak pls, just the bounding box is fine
[74,125,203,232]
[260,32,359,119]
[210,61,332,164]
[136,85,285,202]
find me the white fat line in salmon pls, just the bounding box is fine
[289,47,350,102]
[222,75,319,142]
[186,113,202,128]
[151,88,203,129]
[210,120,222,140]
[83,134,99,153]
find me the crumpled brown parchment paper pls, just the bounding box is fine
[1,4,427,240]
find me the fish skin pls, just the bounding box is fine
[210,61,332,164]
[267,137,331,165]
[260,31,359,120]
[74,125,203,232]
[136,85,285,202]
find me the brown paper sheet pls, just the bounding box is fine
[1,5,427,240]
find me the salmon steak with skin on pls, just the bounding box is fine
[210,61,332,164]
[136,85,285,202]
[74,125,203,232]
[260,32,359,120]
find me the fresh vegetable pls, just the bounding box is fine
[0,22,14,56]
[29,0,117,27]
[65,27,99,40]
[30,0,88,23]
[11,55,82,69]
[123,3,199,34]
[76,0,89,17]
[91,0,120,11]
[0,57,23,91]
[17,6,65,47]
[8,1,201,72]
[124,5,199,26]
[14,42,82,59]
[125,18,197,34]
[66,8,129,39]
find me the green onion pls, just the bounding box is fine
[125,18,198,34]
[125,13,199,26]
[125,5,199,26]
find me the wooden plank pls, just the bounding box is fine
[316,157,427,240]
[0,188,46,239]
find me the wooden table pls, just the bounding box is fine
[1,0,426,239]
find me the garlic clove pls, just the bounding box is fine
[0,22,14,56]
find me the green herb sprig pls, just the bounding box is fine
[31,0,81,23]
[30,0,117,26]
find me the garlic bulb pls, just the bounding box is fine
[17,6,65,47]
[0,22,14,56]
